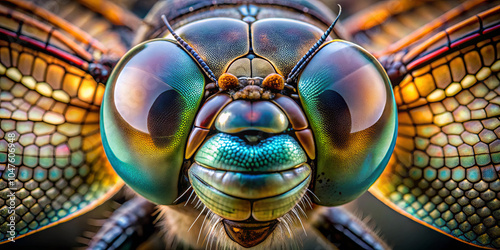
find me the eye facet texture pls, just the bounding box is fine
[101,39,205,205]
[298,40,398,206]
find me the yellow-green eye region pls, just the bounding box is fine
[101,39,205,205]
[298,40,398,206]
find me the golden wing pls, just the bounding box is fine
[368,3,500,249]
[0,0,142,242]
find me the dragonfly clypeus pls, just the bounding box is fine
[0,0,499,249]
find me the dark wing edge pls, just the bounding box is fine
[370,4,500,249]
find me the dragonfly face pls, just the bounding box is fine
[2,0,499,249]
[101,14,397,247]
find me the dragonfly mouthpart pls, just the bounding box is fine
[222,219,278,248]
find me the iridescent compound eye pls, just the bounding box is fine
[101,39,205,205]
[298,40,398,206]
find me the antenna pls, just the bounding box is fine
[286,5,342,83]
[161,15,218,85]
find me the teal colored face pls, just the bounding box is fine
[100,17,397,248]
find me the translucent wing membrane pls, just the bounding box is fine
[0,5,95,67]
[0,0,144,59]
[344,0,498,54]
[0,1,124,242]
[370,5,500,249]
[76,0,143,31]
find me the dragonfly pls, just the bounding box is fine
[0,0,499,249]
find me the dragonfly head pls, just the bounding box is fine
[101,10,397,248]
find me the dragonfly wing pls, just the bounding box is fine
[343,0,496,54]
[370,5,500,249]
[0,2,127,242]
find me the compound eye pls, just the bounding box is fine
[101,39,205,205]
[297,40,397,206]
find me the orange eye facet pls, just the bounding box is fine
[218,73,239,90]
[262,73,285,90]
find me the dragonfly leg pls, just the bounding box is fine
[87,196,157,250]
[310,206,390,250]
